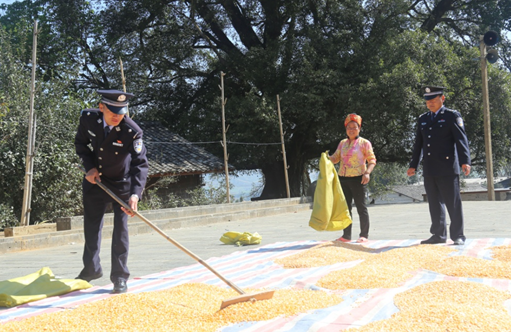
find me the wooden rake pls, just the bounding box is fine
[76,165,274,309]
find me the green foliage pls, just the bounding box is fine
[0,204,17,231]
[139,174,235,209]
[1,0,511,203]
[367,163,410,200]
[0,26,84,226]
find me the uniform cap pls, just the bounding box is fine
[423,86,445,100]
[344,113,362,128]
[97,89,134,114]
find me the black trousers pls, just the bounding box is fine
[80,185,130,282]
[423,175,465,241]
[339,176,370,239]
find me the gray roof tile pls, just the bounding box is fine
[138,121,233,176]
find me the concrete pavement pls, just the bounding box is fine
[0,200,510,288]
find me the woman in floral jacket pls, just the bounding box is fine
[329,113,376,243]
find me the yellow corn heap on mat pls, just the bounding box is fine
[2,284,344,332]
[2,239,511,331]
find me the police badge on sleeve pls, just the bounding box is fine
[134,138,143,154]
[456,117,464,128]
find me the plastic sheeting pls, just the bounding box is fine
[309,151,352,231]
[2,239,511,331]
[0,267,92,308]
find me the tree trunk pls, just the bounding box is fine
[257,153,305,199]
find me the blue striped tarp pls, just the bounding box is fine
[1,238,510,331]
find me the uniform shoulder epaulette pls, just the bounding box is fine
[80,108,100,117]
[443,108,462,117]
[122,118,142,139]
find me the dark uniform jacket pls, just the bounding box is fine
[75,109,149,199]
[409,106,471,177]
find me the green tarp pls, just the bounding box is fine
[309,151,352,231]
[0,267,92,308]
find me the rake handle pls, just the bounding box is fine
[75,164,246,295]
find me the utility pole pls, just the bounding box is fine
[20,20,39,226]
[220,72,231,203]
[479,31,499,201]
[119,57,129,118]
[276,95,290,198]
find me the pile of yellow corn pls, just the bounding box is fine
[491,245,511,262]
[274,241,375,268]
[345,280,511,331]
[2,284,343,332]
[317,244,454,289]
[3,243,511,331]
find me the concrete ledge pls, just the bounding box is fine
[1,198,312,254]
[57,197,311,230]
[4,223,57,237]
[460,189,510,201]
[422,188,510,202]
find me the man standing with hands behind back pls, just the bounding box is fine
[75,90,148,294]
[407,86,471,246]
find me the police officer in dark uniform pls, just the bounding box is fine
[75,90,148,293]
[407,86,471,245]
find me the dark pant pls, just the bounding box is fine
[80,185,130,283]
[340,176,370,239]
[423,175,465,241]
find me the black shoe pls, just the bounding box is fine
[112,280,128,294]
[453,238,465,245]
[76,272,103,282]
[420,236,446,245]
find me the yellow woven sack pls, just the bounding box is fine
[309,151,352,231]
[220,231,262,246]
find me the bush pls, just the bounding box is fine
[0,203,17,231]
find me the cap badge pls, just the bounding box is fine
[425,88,431,93]
[117,94,126,102]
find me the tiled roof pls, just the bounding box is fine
[138,121,233,177]
[391,185,425,202]
[392,180,500,201]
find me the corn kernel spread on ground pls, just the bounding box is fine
[312,243,454,289]
[491,245,511,263]
[274,241,375,268]
[345,281,511,332]
[283,242,511,290]
[4,244,511,331]
[423,255,511,279]
[1,284,343,332]
[420,244,511,279]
